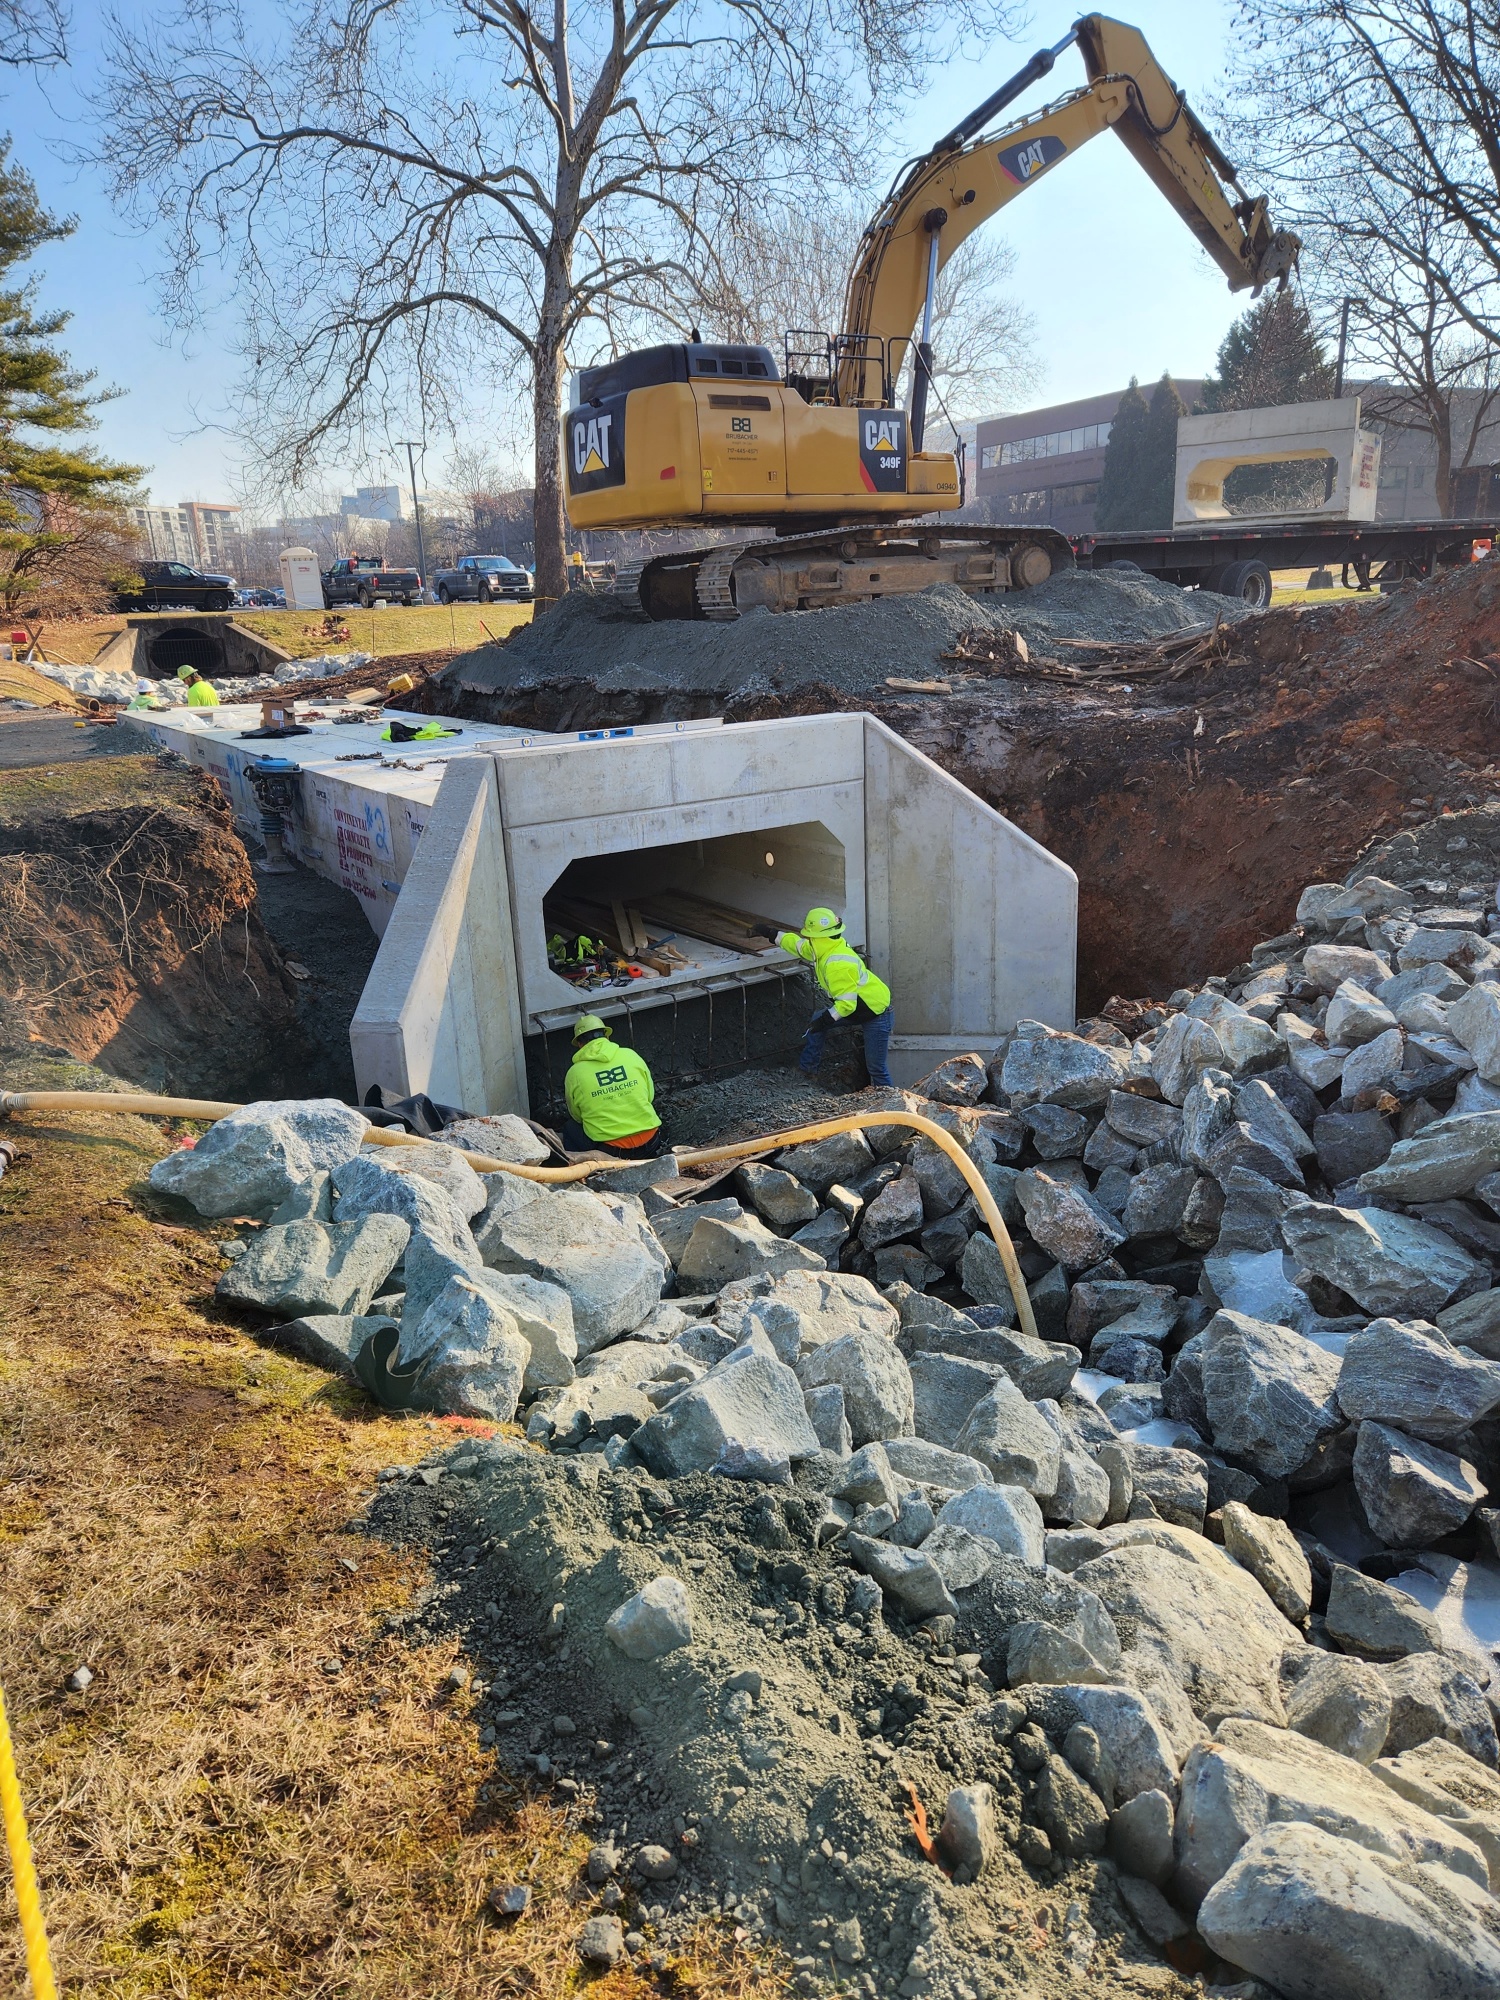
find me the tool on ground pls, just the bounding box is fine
[562,13,1298,623]
[0,1091,1037,1340]
[243,757,301,873]
[0,1680,58,2000]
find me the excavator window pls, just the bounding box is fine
[574,342,776,404]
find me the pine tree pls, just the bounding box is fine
[1202,292,1336,515]
[1094,378,1151,530]
[1137,373,1188,529]
[1201,292,1335,412]
[1,139,141,624]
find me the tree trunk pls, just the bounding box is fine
[1434,416,1454,520]
[531,326,568,601]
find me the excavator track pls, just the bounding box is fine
[633,523,1075,622]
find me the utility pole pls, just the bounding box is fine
[1334,297,1362,400]
[395,440,429,599]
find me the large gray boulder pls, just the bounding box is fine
[151,1098,368,1218]
[1337,1316,1500,1440]
[1122,1161,1198,1239]
[1196,1819,1500,2000]
[1354,1421,1487,1545]
[858,1170,925,1248]
[271,1311,396,1376]
[217,1214,409,1319]
[774,1129,875,1196]
[953,1380,1062,1496]
[1175,1717,1490,1911]
[397,1272,530,1421]
[1303,942,1393,994]
[1445,980,1500,1080]
[1326,1565,1445,1661]
[1001,1022,1132,1109]
[482,1184,665,1351]
[1072,1527,1303,1753]
[333,1151,478,1266]
[1282,1649,1392,1765]
[1236,1076,1315,1160]
[1105,1090,1183,1151]
[1150,1013,1226,1106]
[477,1269,577,1391]
[1356,1111,1500,1203]
[1013,1681,1180,1807]
[908,1351,1002,1451]
[677,1212,824,1291]
[936,1482,1044,1564]
[374,1144,488,1219]
[843,1533,959,1619]
[735,1162,819,1230]
[1202,1248,1313,1331]
[796,1332,914,1445]
[1181,1068,1237,1170]
[715,1268,896,1356]
[1380,1652,1500,1768]
[1281,1201,1486,1320]
[882,1437,991,1492]
[1326,979,1399,1047]
[1199,1309,1344,1481]
[632,1348,820,1478]
[957,1230,1019,1313]
[1221,1502,1313,1624]
[1372,1737,1500,1882]
[440,1113,550,1165]
[1016,1170,1127,1271]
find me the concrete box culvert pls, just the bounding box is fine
[350,711,1078,1114]
[94,613,293,682]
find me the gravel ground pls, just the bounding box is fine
[447,572,1250,702]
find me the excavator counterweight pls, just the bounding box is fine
[562,12,1299,621]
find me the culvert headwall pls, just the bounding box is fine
[350,712,1078,1116]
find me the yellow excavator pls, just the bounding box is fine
[563,13,1300,620]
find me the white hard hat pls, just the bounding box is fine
[136,679,153,693]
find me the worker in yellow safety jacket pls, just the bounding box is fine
[177,665,219,706]
[563,1015,667,1156]
[757,907,894,1089]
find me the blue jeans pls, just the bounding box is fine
[800,1007,894,1088]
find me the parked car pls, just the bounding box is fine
[432,554,535,603]
[236,586,285,608]
[321,555,422,607]
[116,560,236,612]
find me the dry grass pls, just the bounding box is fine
[0,1070,785,1998]
[33,604,533,670]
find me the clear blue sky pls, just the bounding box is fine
[7,0,1248,509]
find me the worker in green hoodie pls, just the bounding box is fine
[562,1015,667,1156]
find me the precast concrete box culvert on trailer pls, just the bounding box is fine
[350,712,1078,1117]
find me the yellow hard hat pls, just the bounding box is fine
[801,907,844,938]
[573,1014,609,1040]
[176,665,197,681]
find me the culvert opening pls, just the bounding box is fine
[528,818,850,1110]
[147,628,225,679]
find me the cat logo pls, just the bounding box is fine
[997,133,1067,185]
[565,393,628,493]
[864,417,901,453]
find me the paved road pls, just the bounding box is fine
[0,711,134,769]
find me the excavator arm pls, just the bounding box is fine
[837,13,1300,414]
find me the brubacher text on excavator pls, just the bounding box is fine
[563,13,1300,621]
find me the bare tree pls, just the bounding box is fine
[1225,1,1500,354]
[0,0,68,70]
[97,0,1021,599]
[693,203,1037,421]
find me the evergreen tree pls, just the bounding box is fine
[1201,292,1335,412]
[1,139,140,623]
[1138,373,1187,528]
[1094,378,1151,530]
[1202,292,1337,515]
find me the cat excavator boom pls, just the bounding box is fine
[563,14,1300,620]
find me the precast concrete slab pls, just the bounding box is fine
[96,613,295,682]
[119,699,591,933]
[1174,396,1381,527]
[350,712,1078,1116]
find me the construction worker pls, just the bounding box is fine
[759,908,894,1089]
[176,665,219,707]
[568,548,586,589]
[126,678,162,710]
[563,1015,666,1156]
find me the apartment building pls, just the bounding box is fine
[129,501,241,569]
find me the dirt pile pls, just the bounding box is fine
[433,571,1249,721]
[0,750,304,1097]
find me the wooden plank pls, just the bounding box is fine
[610,898,635,955]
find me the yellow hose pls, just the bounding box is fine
[0,1683,57,2000]
[0,1092,1038,1341]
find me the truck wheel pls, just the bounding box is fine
[359,587,375,609]
[1213,559,1273,609]
[436,585,450,604]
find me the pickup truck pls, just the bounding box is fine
[321,555,422,607]
[431,554,535,603]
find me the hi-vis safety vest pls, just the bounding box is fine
[774,931,892,1021]
[564,1036,660,1140]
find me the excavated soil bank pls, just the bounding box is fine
[426,564,1500,1011]
[0,750,310,1098]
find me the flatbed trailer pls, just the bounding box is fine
[1071,518,1496,609]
